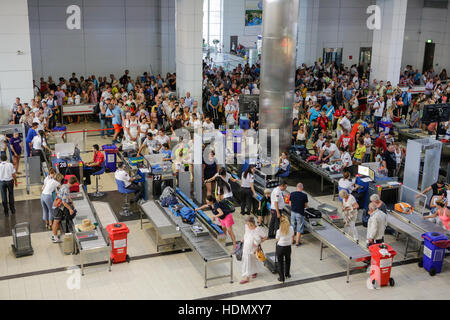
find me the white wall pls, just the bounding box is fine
[402,0,450,72]
[222,0,260,52]
[316,0,375,67]
[28,0,176,82]
[0,0,34,123]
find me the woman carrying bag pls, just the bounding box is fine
[276,216,294,282]
[339,189,359,243]
[240,216,267,284]
[196,195,237,249]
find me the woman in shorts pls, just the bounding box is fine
[196,195,237,249]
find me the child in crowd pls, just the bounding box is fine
[256,189,271,226]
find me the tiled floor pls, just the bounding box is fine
[1,121,449,300]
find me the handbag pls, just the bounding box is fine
[255,245,266,262]
[234,241,243,261]
[53,198,62,208]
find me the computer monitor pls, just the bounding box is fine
[358,165,370,177]
[369,168,375,181]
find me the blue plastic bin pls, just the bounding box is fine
[378,121,393,134]
[102,144,118,172]
[421,232,449,275]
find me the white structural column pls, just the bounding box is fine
[370,0,408,85]
[161,0,176,75]
[175,0,203,106]
[0,0,34,124]
[296,0,319,67]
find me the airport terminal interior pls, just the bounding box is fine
[0,0,450,301]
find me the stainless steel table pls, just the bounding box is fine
[157,200,233,288]
[71,189,111,275]
[392,210,450,237]
[387,212,424,258]
[140,201,183,252]
[289,152,342,198]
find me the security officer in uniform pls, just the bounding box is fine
[0,154,18,216]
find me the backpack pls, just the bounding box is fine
[219,199,235,214]
[306,155,318,163]
[160,186,178,207]
[93,103,100,115]
[179,207,196,224]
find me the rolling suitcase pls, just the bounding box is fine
[264,252,278,274]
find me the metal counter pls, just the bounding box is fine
[284,203,370,283]
[289,152,342,197]
[156,200,233,288]
[140,201,182,252]
[386,213,424,258]
[390,209,450,237]
[71,188,111,275]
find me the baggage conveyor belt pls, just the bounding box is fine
[386,212,424,259]
[306,219,371,283]
[285,195,371,283]
[390,210,450,237]
[154,199,233,288]
[139,201,182,252]
[70,188,111,275]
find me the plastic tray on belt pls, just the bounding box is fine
[317,203,338,216]
[317,203,344,227]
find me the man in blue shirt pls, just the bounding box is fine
[208,91,219,119]
[322,101,335,123]
[343,84,353,105]
[25,122,38,157]
[106,104,122,143]
[308,104,321,123]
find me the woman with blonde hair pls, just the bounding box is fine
[276,215,294,282]
[339,189,359,243]
[240,216,267,284]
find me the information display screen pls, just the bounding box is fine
[358,165,370,177]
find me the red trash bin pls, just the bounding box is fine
[369,243,396,288]
[106,223,130,264]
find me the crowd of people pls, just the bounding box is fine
[2,55,450,283]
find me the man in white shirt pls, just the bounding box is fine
[366,202,387,246]
[268,180,288,238]
[319,139,341,163]
[155,129,170,147]
[114,163,143,203]
[185,92,194,108]
[251,84,260,95]
[225,100,236,128]
[0,154,18,216]
[101,87,113,100]
[340,112,352,133]
[373,96,385,132]
[137,132,161,155]
[202,117,215,131]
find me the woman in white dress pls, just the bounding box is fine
[339,189,359,243]
[240,216,268,284]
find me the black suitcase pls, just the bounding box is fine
[305,208,322,221]
[264,252,278,274]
